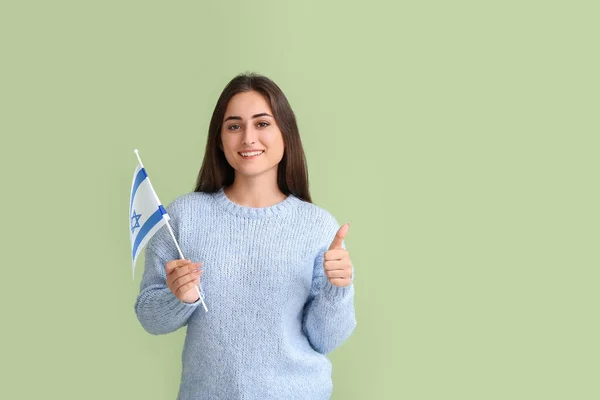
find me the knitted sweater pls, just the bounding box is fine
[134,187,356,400]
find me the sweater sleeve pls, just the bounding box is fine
[133,201,205,335]
[302,214,357,354]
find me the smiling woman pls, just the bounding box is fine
[134,72,356,400]
[196,73,311,207]
[218,91,286,193]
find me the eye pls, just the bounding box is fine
[227,124,241,131]
[257,121,270,128]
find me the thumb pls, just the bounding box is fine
[328,222,350,250]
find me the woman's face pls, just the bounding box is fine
[220,91,285,180]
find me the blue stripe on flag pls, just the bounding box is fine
[130,167,148,212]
[132,207,164,261]
[159,205,167,215]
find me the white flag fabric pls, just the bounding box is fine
[129,162,170,280]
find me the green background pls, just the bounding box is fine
[1,1,598,399]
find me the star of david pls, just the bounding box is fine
[131,210,142,234]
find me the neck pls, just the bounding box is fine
[224,174,287,208]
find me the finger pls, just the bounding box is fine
[326,269,352,278]
[167,262,203,285]
[186,262,204,274]
[328,222,350,251]
[166,258,192,275]
[324,249,347,261]
[329,277,351,287]
[175,271,203,295]
[172,268,204,289]
[167,263,202,287]
[323,259,348,271]
[176,277,201,296]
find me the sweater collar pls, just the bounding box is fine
[214,187,299,218]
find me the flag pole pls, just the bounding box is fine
[134,149,208,313]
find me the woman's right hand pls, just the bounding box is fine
[165,259,204,303]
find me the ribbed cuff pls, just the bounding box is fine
[321,278,354,298]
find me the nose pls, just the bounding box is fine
[242,125,258,145]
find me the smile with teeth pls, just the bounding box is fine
[239,150,264,158]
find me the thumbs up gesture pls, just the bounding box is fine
[323,222,353,287]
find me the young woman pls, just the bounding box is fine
[134,72,356,400]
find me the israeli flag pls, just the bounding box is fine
[129,162,170,280]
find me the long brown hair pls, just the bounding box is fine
[194,72,312,203]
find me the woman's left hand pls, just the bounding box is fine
[323,222,353,287]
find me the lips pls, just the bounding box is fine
[238,150,264,159]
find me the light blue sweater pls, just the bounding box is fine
[134,187,356,399]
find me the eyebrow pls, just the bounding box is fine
[224,113,273,122]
